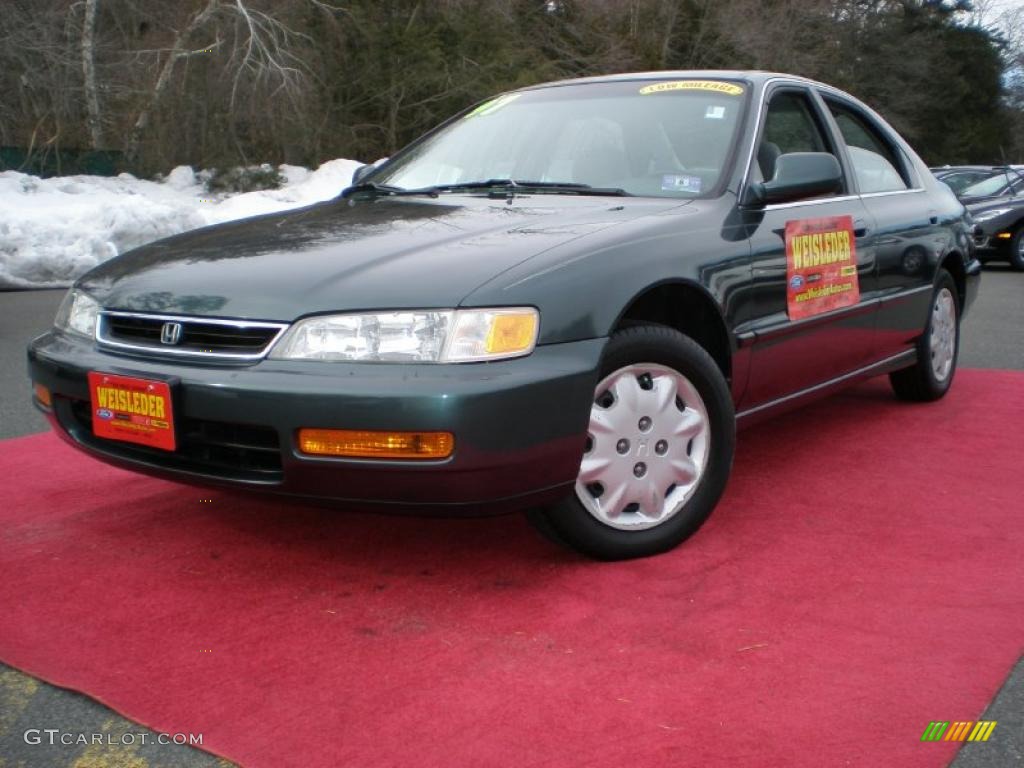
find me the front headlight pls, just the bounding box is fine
[971,207,1012,223]
[268,307,539,363]
[54,288,100,339]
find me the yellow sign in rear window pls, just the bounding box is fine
[639,80,744,96]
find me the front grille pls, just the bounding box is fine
[64,397,283,483]
[97,312,288,360]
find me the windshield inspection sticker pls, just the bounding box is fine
[705,105,727,119]
[639,80,744,96]
[662,174,702,193]
[785,215,860,320]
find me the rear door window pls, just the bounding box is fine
[825,100,910,194]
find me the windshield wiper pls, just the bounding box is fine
[424,179,631,197]
[993,165,1024,198]
[342,179,507,199]
[343,178,631,201]
[512,180,631,197]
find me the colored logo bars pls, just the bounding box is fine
[921,721,997,742]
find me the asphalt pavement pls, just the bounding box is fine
[0,288,60,439]
[1,271,1021,766]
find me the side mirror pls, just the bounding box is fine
[744,152,842,205]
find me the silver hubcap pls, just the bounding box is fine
[930,287,956,382]
[575,364,710,530]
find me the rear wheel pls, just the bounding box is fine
[889,269,960,401]
[529,325,734,560]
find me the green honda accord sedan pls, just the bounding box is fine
[28,71,981,559]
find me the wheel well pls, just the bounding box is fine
[940,252,966,308]
[614,283,732,381]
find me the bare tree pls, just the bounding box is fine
[710,0,839,75]
[123,0,220,163]
[222,0,313,109]
[2,0,1017,174]
[0,0,87,168]
[123,0,318,164]
[82,0,105,149]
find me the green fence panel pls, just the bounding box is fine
[0,147,125,177]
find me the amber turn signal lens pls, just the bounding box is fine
[297,429,454,459]
[33,383,52,408]
[996,232,1013,239]
[485,313,538,356]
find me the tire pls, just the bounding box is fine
[524,506,573,549]
[1009,227,1024,271]
[529,324,735,560]
[889,269,960,402]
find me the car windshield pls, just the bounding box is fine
[962,172,1022,197]
[371,79,749,199]
[938,172,988,193]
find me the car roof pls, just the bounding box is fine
[524,70,831,91]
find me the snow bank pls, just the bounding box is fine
[0,158,362,289]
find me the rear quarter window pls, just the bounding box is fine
[826,100,910,194]
[847,146,907,194]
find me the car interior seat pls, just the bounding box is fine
[758,141,781,181]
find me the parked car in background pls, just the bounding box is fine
[968,195,1024,269]
[957,166,1024,204]
[29,71,980,560]
[930,165,1005,195]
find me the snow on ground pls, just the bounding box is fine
[0,158,362,289]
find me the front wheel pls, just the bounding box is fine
[1009,227,1024,270]
[889,269,960,401]
[528,325,735,560]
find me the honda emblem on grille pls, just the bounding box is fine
[160,322,184,345]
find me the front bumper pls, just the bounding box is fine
[972,235,1001,256]
[28,331,604,513]
[972,223,1014,259]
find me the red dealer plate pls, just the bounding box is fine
[87,372,176,451]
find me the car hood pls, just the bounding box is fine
[966,196,1024,214]
[80,195,686,320]
[961,193,1021,207]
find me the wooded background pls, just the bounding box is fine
[1,0,1022,176]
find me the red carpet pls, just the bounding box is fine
[1,369,1022,767]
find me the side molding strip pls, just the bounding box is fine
[736,349,915,420]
